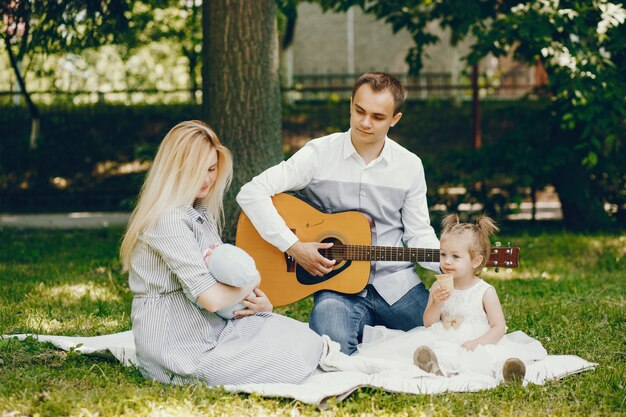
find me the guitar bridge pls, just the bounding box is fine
[285,253,296,273]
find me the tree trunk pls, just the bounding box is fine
[551,154,613,231]
[202,0,283,241]
[4,35,40,150]
[184,47,199,104]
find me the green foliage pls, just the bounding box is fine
[0,104,200,211]
[465,1,626,169]
[125,0,203,92]
[318,0,626,228]
[318,0,626,167]
[0,227,624,416]
[1,0,159,149]
[1,100,624,226]
[1,1,134,56]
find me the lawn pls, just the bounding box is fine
[0,225,624,416]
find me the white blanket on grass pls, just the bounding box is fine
[2,331,596,406]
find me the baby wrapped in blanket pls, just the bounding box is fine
[183,243,258,319]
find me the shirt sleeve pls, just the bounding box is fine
[142,210,217,298]
[236,143,319,252]
[401,159,441,273]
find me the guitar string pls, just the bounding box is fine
[327,245,439,262]
[325,245,515,265]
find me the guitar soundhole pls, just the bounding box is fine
[295,236,352,286]
[318,237,346,269]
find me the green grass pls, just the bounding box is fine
[0,225,624,416]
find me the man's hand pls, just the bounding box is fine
[286,241,336,276]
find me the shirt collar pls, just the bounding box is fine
[379,138,394,164]
[185,201,208,224]
[342,130,358,160]
[343,129,394,164]
[193,199,208,212]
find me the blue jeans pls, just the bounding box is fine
[309,283,429,355]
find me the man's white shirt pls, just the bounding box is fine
[237,129,440,305]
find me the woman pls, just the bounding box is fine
[120,120,324,386]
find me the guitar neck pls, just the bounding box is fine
[329,245,439,263]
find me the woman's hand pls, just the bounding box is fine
[431,286,451,304]
[233,287,273,318]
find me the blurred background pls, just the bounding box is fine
[1,0,624,236]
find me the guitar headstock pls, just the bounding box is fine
[487,243,520,270]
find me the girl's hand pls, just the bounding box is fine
[233,287,273,318]
[462,339,480,351]
[431,286,451,304]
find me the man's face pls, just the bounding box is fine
[349,84,402,146]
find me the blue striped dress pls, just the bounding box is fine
[129,203,324,386]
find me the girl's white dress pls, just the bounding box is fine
[357,279,547,379]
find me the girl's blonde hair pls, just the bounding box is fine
[120,120,233,271]
[441,214,499,275]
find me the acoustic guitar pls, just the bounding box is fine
[236,193,520,306]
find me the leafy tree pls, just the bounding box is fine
[319,0,625,229]
[1,0,133,149]
[126,0,202,102]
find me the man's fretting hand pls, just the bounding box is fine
[286,241,336,276]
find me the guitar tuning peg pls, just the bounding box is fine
[495,267,500,273]
[507,242,511,247]
[495,241,501,248]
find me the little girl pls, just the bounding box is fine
[357,214,547,382]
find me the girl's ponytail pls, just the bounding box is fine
[475,215,499,238]
[473,215,499,274]
[441,213,460,234]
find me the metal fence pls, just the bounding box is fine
[0,71,539,106]
[286,72,537,100]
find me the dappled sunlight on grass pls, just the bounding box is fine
[24,313,64,333]
[483,269,561,281]
[23,311,124,335]
[35,282,121,305]
[144,401,210,417]
[142,399,280,417]
[495,233,625,279]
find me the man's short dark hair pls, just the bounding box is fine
[352,72,407,115]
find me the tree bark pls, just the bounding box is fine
[202,0,283,241]
[552,162,612,231]
[4,34,40,150]
[548,129,613,230]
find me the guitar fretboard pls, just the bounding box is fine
[326,245,439,262]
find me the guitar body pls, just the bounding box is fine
[236,193,520,306]
[236,194,372,306]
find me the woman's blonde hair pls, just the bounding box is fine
[120,120,232,271]
[440,214,499,275]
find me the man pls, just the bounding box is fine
[237,72,440,354]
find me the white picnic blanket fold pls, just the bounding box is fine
[318,335,427,377]
[1,331,596,406]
